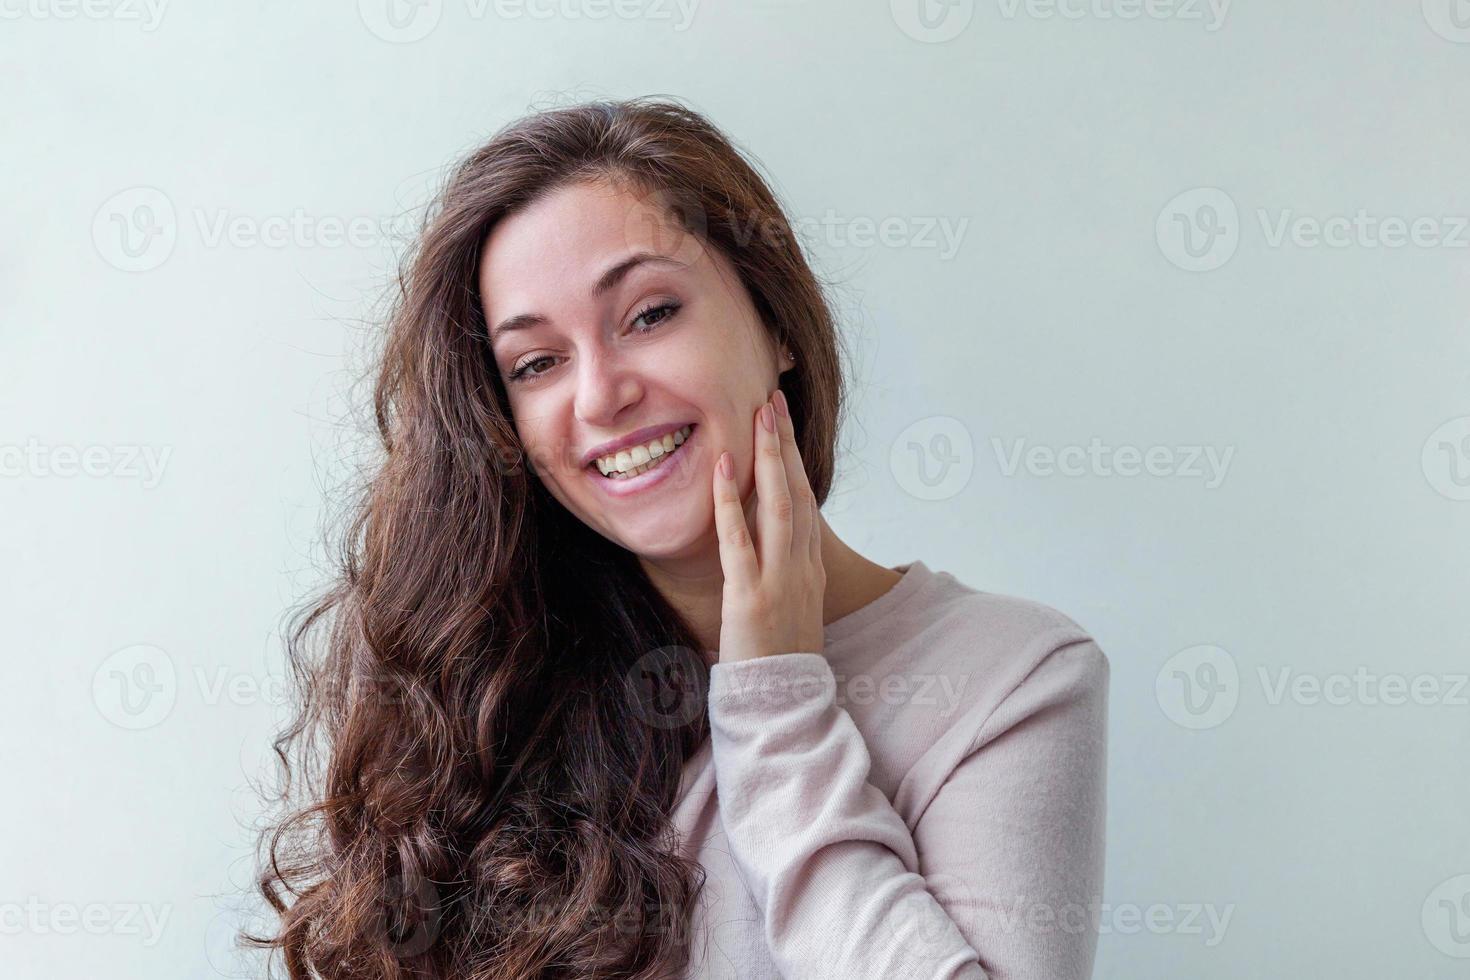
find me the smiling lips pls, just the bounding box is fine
[593,423,694,479]
[586,424,699,497]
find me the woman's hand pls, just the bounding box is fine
[712,388,827,664]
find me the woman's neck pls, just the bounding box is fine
[639,513,904,658]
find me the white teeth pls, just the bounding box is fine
[595,425,693,478]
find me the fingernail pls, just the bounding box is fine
[773,388,788,418]
[719,451,733,479]
[760,402,775,433]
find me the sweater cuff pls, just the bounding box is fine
[707,653,835,719]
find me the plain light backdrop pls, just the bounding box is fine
[4,1,1468,977]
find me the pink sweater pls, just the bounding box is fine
[671,559,1109,979]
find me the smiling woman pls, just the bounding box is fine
[247,96,1109,980]
[476,175,808,567]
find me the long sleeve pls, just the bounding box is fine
[705,637,1109,980]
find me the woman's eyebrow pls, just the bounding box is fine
[489,251,686,343]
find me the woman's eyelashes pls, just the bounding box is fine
[630,299,680,333]
[505,300,683,383]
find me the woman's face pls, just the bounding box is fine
[478,178,793,561]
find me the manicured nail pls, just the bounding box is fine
[719,451,733,479]
[760,402,775,433]
[773,389,788,418]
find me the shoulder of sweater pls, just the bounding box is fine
[871,571,1106,684]
[856,581,1109,749]
[870,585,1110,807]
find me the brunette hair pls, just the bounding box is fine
[248,95,847,978]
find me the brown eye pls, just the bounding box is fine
[630,301,680,333]
[507,301,680,384]
[508,355,556,383]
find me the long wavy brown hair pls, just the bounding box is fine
[247,95,848,979]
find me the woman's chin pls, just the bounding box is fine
[617,527,704,561]
[602,507,711,561]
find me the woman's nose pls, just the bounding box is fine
[572,350,644,429]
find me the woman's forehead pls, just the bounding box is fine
[479,183,721,322]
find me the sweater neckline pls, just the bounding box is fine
[821,558,934,646]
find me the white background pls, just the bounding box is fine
[3,1,1468,977]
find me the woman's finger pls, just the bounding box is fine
[712,449,758,589]
[810,490,822,565]
[753,396,794,570]
[771,388,813,560]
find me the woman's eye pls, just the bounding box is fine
[631,301,680,333]
[508,355,555,382]
[507,302,680,384]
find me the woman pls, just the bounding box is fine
[251,96,1109,979]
